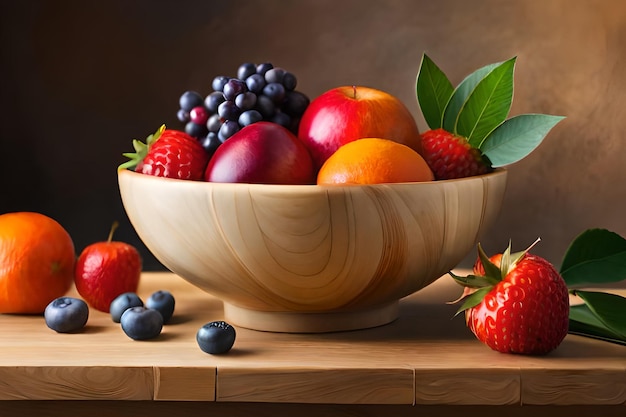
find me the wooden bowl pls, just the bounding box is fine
[118,169,507,333]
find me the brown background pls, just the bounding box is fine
[1,0,625,270]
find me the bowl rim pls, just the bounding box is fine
[118,168,507,190]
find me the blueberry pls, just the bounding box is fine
[264,67,285,84]
[237,62,257,80]
[263,82,286,104]
[179,91,204,112]
[44,297,89,333]
[196,321,236,354]
[110,292,144,323]
[255,62,273,76]
[211,76,230,92]
[145,290,175,324]
[120,307,163,340]
[245,73,266,94]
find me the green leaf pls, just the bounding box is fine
[456,57,516,147]
[454,286,492,316]
[442,61,501,134]
[479,114,565,167]
[569,304,626,345]
[449,271,496,288]
[118,124,166,172]
[560,229,626,287]
[477,243,502,282]
[572,290,626,340]
[416,54,454,129]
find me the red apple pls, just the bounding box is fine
[75,222,142,312]
[204,121,315,184]
[297,86,422,169]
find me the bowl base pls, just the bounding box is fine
[223,301,399,333]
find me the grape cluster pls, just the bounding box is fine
[177,62,310,155]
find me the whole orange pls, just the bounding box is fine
[317,138,434,185]
[0,212,76,314]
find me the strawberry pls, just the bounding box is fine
[420,128,491,180]
[119,125,209,180]
[450,240,570,355]
[416,54,565,180]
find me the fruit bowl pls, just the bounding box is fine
[118,169,507,333]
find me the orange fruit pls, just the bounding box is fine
[317,138,434,185]
[0,212,76,314]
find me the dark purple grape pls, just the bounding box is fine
[177,109,190,123]
[282,72,297,91]
[234,92,257,111]
[264,68,285,84]
[218,101,241,121]
[201,132,222,154]
[256,62,273,76]
[218,120,240,141]
[179,91,204,112]
[189,106,209,125]
[237,62,257,80]
[206,114,223,133]
[283,90,310,116]
[255,94,276,118]
[212,76,230,92]
[205,91,225,113]
[271,111,291,128]
[263,82,286,104]
[223,79,247,101]
[245,73,266,94]
[238,109,263,127]
[185,121,207,138]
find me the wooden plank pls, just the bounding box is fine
[153,366,216,401]
[0,272,624,405]
[217,367,414,404]
[415,368,520,405]
[521,368,626,405]
[0,366,153,400]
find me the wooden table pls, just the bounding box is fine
[1,272,624,417]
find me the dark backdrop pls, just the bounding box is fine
[2,0,626,270]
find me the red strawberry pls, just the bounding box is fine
[450,240,569,355]
[420,128,491,180]
[119,125,209,180]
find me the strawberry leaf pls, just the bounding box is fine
[478,114,565,167]
[572,290,626,340]
[118,124,166,171]
[449,271,497,288]
[456,57,515,147]
[454,286,492,316]
[477,243,502,281]
[416,54,454,129]
[559,228,626,287]
[569,304,626,345]
[442,61,501,134]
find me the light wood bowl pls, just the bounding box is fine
[118,169,507,333]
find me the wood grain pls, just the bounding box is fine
[217,367,414,404]
[0,272,625,407]
[521,369,626,405]
[0,366,153,400]
[415,368,520,405]
[153,366,215,401]
[118,169,507,332]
